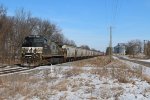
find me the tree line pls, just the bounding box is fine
[0,5,100,64]
[0,5,76,63]
[0,5,78,64]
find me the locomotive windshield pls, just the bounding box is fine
[22,35,45,47]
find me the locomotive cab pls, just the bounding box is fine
[21,35,44,66]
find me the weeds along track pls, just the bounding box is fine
[59,56,110,67]
[0,66,30,75]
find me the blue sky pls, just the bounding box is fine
[0,0,150,51]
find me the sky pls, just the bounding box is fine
[0,0,150,51]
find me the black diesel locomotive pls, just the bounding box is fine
[21,35,102,67]
[21,35,65,66]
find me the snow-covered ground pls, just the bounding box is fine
[138,59,150,63]
[116,55,150,63]
[1,57,150,100]
[114,55,150,79]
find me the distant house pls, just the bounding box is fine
[114,43,126,55]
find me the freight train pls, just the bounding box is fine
[21,35,102,67]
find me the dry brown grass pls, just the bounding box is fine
[89,60,142,83]
[142,74,150,83]
[64,67,84,78]
[0,56,147,99]
[69,78,85,92]
[99,86,124,99]
[71,56,111,67]
[24,82,49,100]
[0,73,30,99]
[111,87,124,99]
[51,79,68,92]
[0,70,50,99]
[87,96,97,100]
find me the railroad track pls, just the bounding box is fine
[0,65,31,75]
[0,56,102,75]
[116,56,150,67]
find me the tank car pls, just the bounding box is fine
[21,35,65,67]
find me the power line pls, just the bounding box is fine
[109,26,112,62]
[105,0,120,28]
[111,0,119,26]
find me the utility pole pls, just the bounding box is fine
[144,40,146,55]
[109,26,112,62]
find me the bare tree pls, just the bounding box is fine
[63,38,76,47]
[144,41,150,58]
[69,40,76,47]
[12,8,32,60]
[80,45,90,50]
[33,18,59,40]
[0,6,77,64]
[0,5,8,63]
[26,17,40,35]
[50,32,64,46]
[126,39,142,57]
